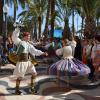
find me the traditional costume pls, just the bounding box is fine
[47,39,90,80]
[12,28,45,94]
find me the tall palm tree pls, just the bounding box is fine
[77,0,100,38]
[57,0,71,39]
[29,0,47,39]
[62,0,77,36]
[18,0,47,40]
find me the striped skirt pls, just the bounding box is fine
[47,58,90,77]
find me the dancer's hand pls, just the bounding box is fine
[43,52,48,56]
[13,27,20,34]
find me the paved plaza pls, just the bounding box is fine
[0,64,100,100]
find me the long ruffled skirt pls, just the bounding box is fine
[47,58,90,77]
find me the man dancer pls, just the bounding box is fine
[12,27,47,95]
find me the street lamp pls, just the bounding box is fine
[3,4,9,50]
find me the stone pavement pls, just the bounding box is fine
[0,64,100,100]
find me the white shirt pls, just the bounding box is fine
[12,28,44,57]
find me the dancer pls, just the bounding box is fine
[12,27,47,95]
[47,38,90,83]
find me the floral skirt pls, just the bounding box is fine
[47,58,90,77]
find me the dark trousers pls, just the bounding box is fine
[87,59,95,80]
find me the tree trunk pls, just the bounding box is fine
[13,1,16,22]
[0,0,4,34]
[80,16,84,38]
[50,0,55,41]
[72,8,75,36]
[33,20,38,40]
[43,0,51,39]
[84,17,97,38]
[63,17,71,39]
[38,16,41,39]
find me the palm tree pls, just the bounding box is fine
[77,0,100,38]
[18,10,37,38]
[5,0,30,22]
[18,0,47,40]
[57,0,72,39]
[29,0,47,39]
[62,0,77,36]
[43,0,64,40]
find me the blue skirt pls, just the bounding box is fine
[47,58,90,77]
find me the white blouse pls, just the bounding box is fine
[56,45,73,59]
[69,40,77,56]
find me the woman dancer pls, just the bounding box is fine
[47,38,90,84]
